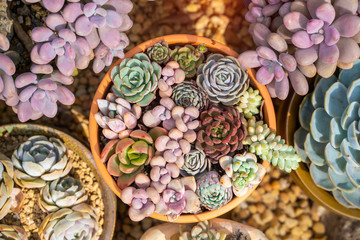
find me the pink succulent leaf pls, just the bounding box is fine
[337,38,360,64]
[274,64,285,82]
[319,42,339,64]
[307,0,328,19]
[42,97,58,118]
[58,29,77,43]
[106,10,123,29]
[55,48,65,56]
[19,86,37,102]
[114,49,124,59]
[56,55,76,76]
[288,69,309,96]
[251,23,271,46]
[95,7,107,17]
[0,75,3,93]
[117,14,133,32]
[38,79,58,91]
[30,89,46,111]
[31,27,55,43]
[93,0,108,5]
[0,32,10,51]
[245,11,258,23]
[266,80,276,98]
[62,3,83,23]
[31,44,49,65]
[64,43,76,60]
[75,15,93,36]
[95,43,109,59]
[250,6,263,18]
[256,65,275,85]
[106,0,133,14]
[306,19,324,34]
[315,3,336,24]
[104,51,114,66]
[39,42,56,62]
[15,72,37,88]
[252,0,267,7]
[46,90,58,103]
[291,30,314,48]
[55,86,75,105]
[89,15,106,28]
[18,101,34,122]
[75,55,91,69]
[50,71,74,85]
[98,26,121,49]
[256,46,277,61]
[310,33,324,45]
[274,75,289,100]
[283,12,308,32]
[51,38,66,49]
[333,0,358,16]
[295,46,318,66]
[279,53,297,72]
[85,28,101,49]
[262,3,282,17]
[0,53,16,75]
[83,2,97,17]
[46,14,67,31]
[279,2,291,17]
[42,0,64,13]
[324,26,340,46]
[2,74,19,106]
[332,14,360,38]
[93,57,106,73]
[30,64,53,75]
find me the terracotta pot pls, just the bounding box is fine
[277,91,360,220]
[89,34,276,223]
[0,123,117,239]
[140,218,268,240]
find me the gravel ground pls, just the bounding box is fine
[1,0,359,239]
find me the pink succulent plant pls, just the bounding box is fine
[25,0,81,13]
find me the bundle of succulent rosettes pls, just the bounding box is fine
[0,136,101,240]
[97,40,302,222]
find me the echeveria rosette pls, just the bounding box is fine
[38,203,100,240]
[171,81,208,112]
[14,71,75,122]
[179,220,227,240]
[219,153,266,197]
[11,135,73,188]
[244,117,301,172]
[111,53,160,107]
[147,41,172,64]
[196,171,232,210]
[294,60,360,209]
[195,106,246,162]
[197,54,249,106]
[0,152,14,220]
[236,87,263,119]
[180,149,210,178]
[171,44,207,78]
[101,130,155,189]
[39,176,88,212]
[0,225,27,240]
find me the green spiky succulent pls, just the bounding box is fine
[179,221,226,240]
[111,53,161,106]
[171,81,208,111]
[171,44,207,78]
[236,87,263,119]
[146,41,171,64]
[243,117,301,172]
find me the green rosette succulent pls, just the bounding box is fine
[171,81,208,111]
[11,135,73,188]
[179,220,226,240]
[171,44,207,78]
[196,54,249,106]
[0,225,27,240]
[294,60,360,209]
[196,171,232,210]
[111,53,161,106]
[0,152,14,220]
[236,87,263,119]
[243,117,301,173]
[38,203,99,240]
[180,149,210,178]
[146,41,171,64]
[39,176,88,212]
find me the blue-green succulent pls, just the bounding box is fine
[295,60,360,209]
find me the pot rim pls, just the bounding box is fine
[277,90,360,220]
[89,34,276,223]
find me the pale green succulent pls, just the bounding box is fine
[0,152,14,220]
[39,176,88,212]
[243,117,301,172]
[111,53,161,106]
[179,221,226,240]
[38,203,99,240]
[294,60,360,209]
[180,149,210,178]
[0,225,27,240]
[11,135,73,188]
[236,87,263,119]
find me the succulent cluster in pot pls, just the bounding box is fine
[0,0,133,122]
[97,40,301,222]
[0,136,101,240]
[294,60,360,209]
[240,0,360,100]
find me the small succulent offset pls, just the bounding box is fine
[179,220,227,240]
[180,150,210,178]
[294,60,360,209]
[196,171,233,210]
[111,53,161,106]
[158,61,186,98]
[11,135,73,188]
[171,44,207,78]
[39,176,88,212]
[38,203,99,240]
[236,87,263,119]
[196,106,246,162]
[101,130,155,189]
[0,224,27,240]
[243,117,301,172]
[197,54,249,106]
[219,153,265,197]
[172,81,208,112]
[147,41,172,64]
[0,152,14,220]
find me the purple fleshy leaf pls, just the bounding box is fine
[62,3,83,23]
[46,14,66,31]
[319,42,339,64]
[30,89,46,111]
[75,55,91,69]
[117,15,133,32]
[337,37,360,63]
[42,97,58,118]
[38,79,58,91]
[75,16,93,37]
[278,2,291,17]
[95,43,108,59]
[245,11,257,23]
[51,38,66,49]
[39,42,56,62]
[106,0,133,14]
[83,2,97,17]
[73,37,92,56]
[43,0,64,13]
[324,26,340,46]
[333,0,358,16]
[274,64,285,82]
[291,30,314,48]
[251,23,271,46]
[55,85,75,105]
[263,3,282,17]
[0,75,3,92]
[2,74,19,106]
[332,14,360,38]
[238,51,261,68]
[85,28,101,49]
[64,43,76,60]
[106,10,123,28]
[93,57,106,73]
[31,27,55,43]
[256,46,277,61]
[266,80,276,98]
[18,101,34,122]
[279,53,297,72]
[90,15,106,28]
[56,55,76,76]
[256,66,274,85]
[50,71,74,85]
[315,3,336,24]
[58,29,77,43]
[19,86,37,102]
[283,12,308,32]
[288,69,309,96]
[274,75,289,100]
[250,6,262,18]
[306,19,324,34]
[104,51,114,66]
[55,48,65,56]
[295,46,318,66]
[98,26,121,49]
[307,0,328,19]
[15,72,37,88]
[0,53,16,75]
[310,33,324,45]
[0,32,10,51]
[31,44,48,65]
[95,7,107,17]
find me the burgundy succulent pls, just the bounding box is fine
[195,106,246,162]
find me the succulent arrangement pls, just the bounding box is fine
[0,136,101,239]
[240,0,360,99]
[294,60,360,209]
[96,40,301,222]
[0,0,133,122]
[179,220,227,240]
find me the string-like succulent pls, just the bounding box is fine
[172,81,208,111]
[0,225,27,240]
[147,41,172,64]
[171,44,207,78]
[243,117,301,172]
[197,54,249,106]
[0,152,14,220]
[39,176,88,212]
[111,53,160,106]
[12,135,73,188]
[179,220,227,240]
[236,87,263,119]
[180,149,210,178]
